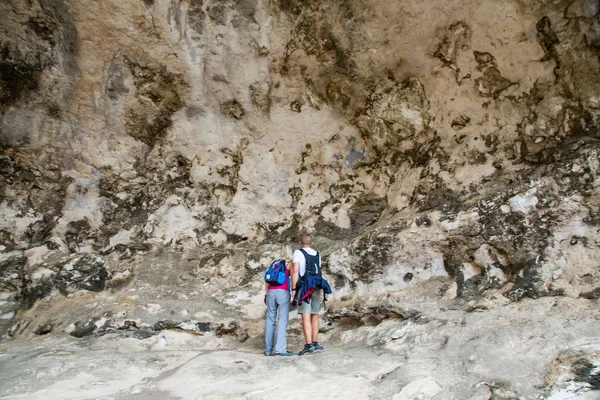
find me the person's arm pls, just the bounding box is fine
[264,282,268,304]
[291,261,300,289]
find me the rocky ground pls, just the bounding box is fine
[1,280,599,400]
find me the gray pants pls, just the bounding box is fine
[265,289,290,355]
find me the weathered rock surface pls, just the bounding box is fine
[1,0,600,397]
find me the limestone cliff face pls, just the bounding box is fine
[1,0,600,341]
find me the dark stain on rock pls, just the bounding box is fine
[188,0,206,36]
[98,194,151,246]
[106,62,129,99]
[2,0,79,114]
[215,321,248,342]
[98,154,194,245]
[325,82,351,107]
[579,287,600,299]
[352,232,392,283]
[249,82,271,115]
[0,152,16,178]
[415,215,431,227]
[26,16,58,45]
[20,278,53,309]
[314,219,351,240]
[354,77,431,156]
[474,50,495,70]
[320,26,356,75]
[519,103,597,164]
[19,254,108,308]
[536,16,560,62]
[277,0,315,16]
[349,195,387,232]
[589,37,600,61]
[582,211,600,226]
[142,0,154,8]
[34,322,53,335]
[234,0,257,23]
[153,320,180,331]
[412,178,461,214]
[65,218,92,252]
[290,99,303,112]
[284,13,321,61]
[216,144,246,196]
[504,261,564,301]
[467,149,487,165]
[124,57,184,147]
[472,51,514,98]
[443,253,461,278]
[26,215,56,246]
[0,151,69,237]
[288,185,303,210]
[573,360,600,389]
[0,229,16,251]
[562,102,597,138]
[0,47,42,112]
[56,254,109,294]
[483,133,499,153]
[47,102,61,118]
[227,234,248,244]
[434,21,471,70]
[451,115,470,130]
[220,99,245,119]
[394,135,446,169]
[39,0,79,75]
[475,66,514,99]
[0,253,25,294]
[207,4,227,25]
[459,275,485,300]
[70,320,97,338]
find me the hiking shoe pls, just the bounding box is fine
[312,342,324,352]
[298,343,316,356]
[274,351,294,357]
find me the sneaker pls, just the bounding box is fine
[312,342,324,352]
[298,343,316,356]
[274,351,294,357]
[264,351,272,356]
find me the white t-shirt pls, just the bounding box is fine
[292,248,321,277]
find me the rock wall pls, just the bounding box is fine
[1,0,599,349]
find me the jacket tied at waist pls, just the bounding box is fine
[297,275,332,306]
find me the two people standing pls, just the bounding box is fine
[264,234,331,356]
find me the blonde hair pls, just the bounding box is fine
[281,243,293,261]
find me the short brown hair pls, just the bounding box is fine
[300,234,312,246]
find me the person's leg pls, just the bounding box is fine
[310,289,323,349]
[264,291,277,355]
[311,314,319,343]
[301,312,312,344]
[297,310,316,356]
[273,290,290,354]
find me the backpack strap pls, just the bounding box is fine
[299,249,320,276]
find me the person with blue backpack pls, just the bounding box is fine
[291,234,332,356]
[263,243,294,356]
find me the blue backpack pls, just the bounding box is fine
[264,259,287,285]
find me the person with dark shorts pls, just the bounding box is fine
[291,234,325,356]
